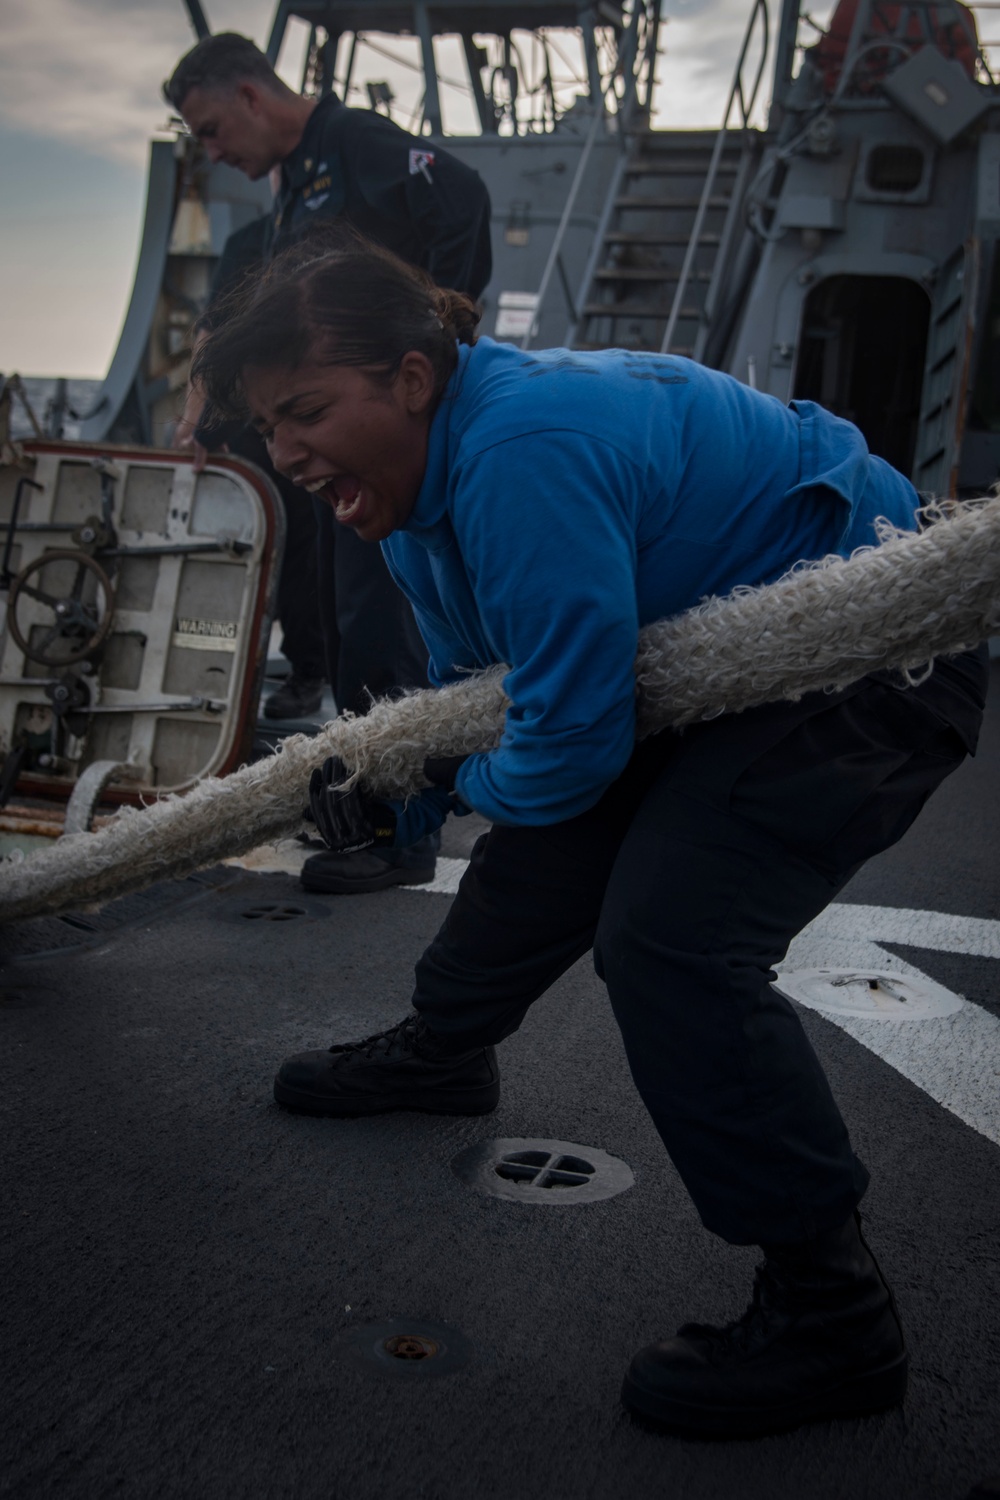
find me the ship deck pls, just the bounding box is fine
[2,668,1000,1500]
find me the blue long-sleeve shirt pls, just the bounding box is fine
[382,339,920,827]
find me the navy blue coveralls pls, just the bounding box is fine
[207,95,492,712]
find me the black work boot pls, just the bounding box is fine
[273,1013,500,1117]
[263,673,324,721]
[300,836,437,894]
[622,1214,907,1439]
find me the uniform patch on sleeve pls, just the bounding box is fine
[409,149,435,181]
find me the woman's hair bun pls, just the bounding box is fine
[431,287,481,347]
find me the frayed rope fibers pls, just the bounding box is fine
[2,498,999,924]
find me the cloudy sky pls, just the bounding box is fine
[1,0,788,379]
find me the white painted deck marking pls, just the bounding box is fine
[408,872,1000,1148]
[779,905,1000,1147]
[414,856,469,895]
[226,844,471,890]
[225,846,1000,1146]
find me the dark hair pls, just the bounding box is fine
[164,32,286,110]
[193,232,481,422]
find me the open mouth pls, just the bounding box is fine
[331,476,363,524]
[297,474,364,524]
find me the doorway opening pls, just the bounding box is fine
[793,275,931,478]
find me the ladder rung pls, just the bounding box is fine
[626,158,739,176]
[593,267,713,282]
[604,231,722,246]
[615,195,731,210]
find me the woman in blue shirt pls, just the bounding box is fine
[196,241,986,1440]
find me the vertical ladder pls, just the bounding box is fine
[568,0,769,357]
[912,244,978,496]
[571,130,748,354]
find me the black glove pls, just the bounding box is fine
[422,755,469,791]
[308,756,397,853]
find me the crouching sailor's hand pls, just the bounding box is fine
[308,756,469,853]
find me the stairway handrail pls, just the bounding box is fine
[521,0,654,351]
[562,140,633,346]
[658,0,769,355]
[520,99,609,351]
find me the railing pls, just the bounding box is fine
[520,0,657,350]
[783,0,999,103]
[520,99,612,350]
[560,131,635,347]
[658,0,770,355]
[971,0,1000,70]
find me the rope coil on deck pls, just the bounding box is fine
[2,498,999,924]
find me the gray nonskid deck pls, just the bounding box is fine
[3,672,1000,1500]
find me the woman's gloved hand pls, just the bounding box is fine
[308,756,470,853]
[422,755,469,791]
[308,757,394,852]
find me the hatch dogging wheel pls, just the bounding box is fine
[7,549,116,666]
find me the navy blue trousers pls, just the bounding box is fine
[412,651,987,1245]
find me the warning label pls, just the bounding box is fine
[173,617,238,653]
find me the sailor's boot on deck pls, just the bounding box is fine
[299,834,438,893]
[262,672,325,721]
[622,1213,907,1439]
[273,1013,499,1116]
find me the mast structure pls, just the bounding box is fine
[261,0,660,136]
[181,0,211,41]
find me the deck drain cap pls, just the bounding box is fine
[452,1137,634,1204]
[384,1333,438,1359]
[341,1319,471,1379]
[774,968,963,1020]
[219,896,331,925]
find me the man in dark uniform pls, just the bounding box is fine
[165,31,492,892]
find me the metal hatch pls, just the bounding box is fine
[0,443,283,815]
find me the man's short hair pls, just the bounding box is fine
[164,32,282,111]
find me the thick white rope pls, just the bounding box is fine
[3,498,999,924]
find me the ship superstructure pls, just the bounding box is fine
[83,0,1000,499]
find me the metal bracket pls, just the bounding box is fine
[0,477,43,589]
[84,696,223,715]
[63,759,143,837]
